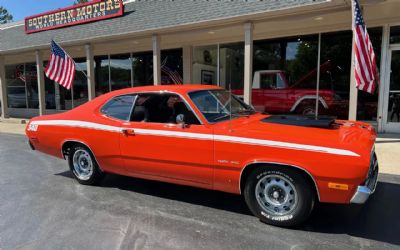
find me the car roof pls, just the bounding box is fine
[75,84,223,114]
[110,84,222,96]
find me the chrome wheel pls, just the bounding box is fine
[255,174,298,216]
[72,149,93,181]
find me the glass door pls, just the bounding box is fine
[384,49,400,132]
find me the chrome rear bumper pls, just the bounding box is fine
[350,151,378,204]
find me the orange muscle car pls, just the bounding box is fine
[25,85,379,227]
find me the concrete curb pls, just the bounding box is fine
[0,118,29,124]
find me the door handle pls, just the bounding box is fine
[121,128,135,136]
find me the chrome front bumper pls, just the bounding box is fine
[350,151,379,204]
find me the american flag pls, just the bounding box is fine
[352,0,379,94]
[45,40,76,90]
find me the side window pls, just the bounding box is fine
[101,95,136,121]
[260,73,277,89]
[131,93,200,125]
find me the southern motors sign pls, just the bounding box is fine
[24,0,123,34]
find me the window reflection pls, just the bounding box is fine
[390,26,400,44]
[110,54,132,90]
[161,49,183,84]
[95,55,110,97]
[193,45,218,85]
[6,63,39,109]
[320,31,352,119]
[388,51,400,123]
[220,43,244,90]
[251,35,321,115]
[132,52,153,86]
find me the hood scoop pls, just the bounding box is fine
[261,115,336,129]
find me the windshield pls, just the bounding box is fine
[189,89,255,123]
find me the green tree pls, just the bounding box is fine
[74,0,89,5]
[0,6,13,24]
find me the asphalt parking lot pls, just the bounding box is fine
[0,133,400,250]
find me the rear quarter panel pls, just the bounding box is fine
[26,97,126,175]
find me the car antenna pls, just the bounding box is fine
[229,83,233,132]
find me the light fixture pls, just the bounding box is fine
[314,16,324,21]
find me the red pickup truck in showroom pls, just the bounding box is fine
[233,70,337,116]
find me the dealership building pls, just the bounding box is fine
[0,0,400,133]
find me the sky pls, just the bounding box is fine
[0,0,77,22]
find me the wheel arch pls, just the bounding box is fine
[61,140,104,172]
[290,95,328,113]
[239,162,320,201]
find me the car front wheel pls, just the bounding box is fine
[244,167,315,227]
[68,145,105,185]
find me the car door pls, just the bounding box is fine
[255,72,288,113]
[119,92,214,188]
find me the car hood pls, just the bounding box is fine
[216,114,376,159]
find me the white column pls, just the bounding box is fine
[0,56,8,119]
[377,25,390,133]
[36,50,46,116]
[243,22,253,105]
[182,45,192,83]
[85,44,95,100]
[348,33,358,121]
[152,35,161,86]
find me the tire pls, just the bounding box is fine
[243,166,315,227]
[68,145,105,185]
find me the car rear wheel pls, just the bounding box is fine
[68,145,104,185]
[243,167,315,227]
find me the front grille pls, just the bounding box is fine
[365,150,378,192]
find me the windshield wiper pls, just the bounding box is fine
[213,111,253,122]
[234,109,255,115]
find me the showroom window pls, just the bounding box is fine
[320,31,352,120]
[192,43,244,90]
[252,35,319,115]
[45,58,88,110]
[161,49,183,84]
[251,29,382,120]
[219,43,244,90]
[95,55,111,97]
[110,54,132,91]
[390,26,400,44]
[192,45,218,85]
[96,51,168,96]
[5,63,39,109]
[132,52,153,86]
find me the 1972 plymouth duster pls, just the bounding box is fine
[25,85,378,227]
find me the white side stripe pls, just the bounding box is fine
[32,120,121,133]
[134,128,213,140]
[214,135,359,157]
[30,120,360,157]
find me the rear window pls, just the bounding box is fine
[101,95,136,121]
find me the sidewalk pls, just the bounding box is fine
[1,120,399,175]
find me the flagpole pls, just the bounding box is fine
[349,0,358,120]
[315,33,321,120]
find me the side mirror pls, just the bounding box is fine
[176,114,187,128]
